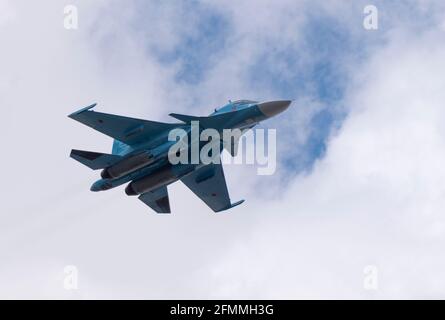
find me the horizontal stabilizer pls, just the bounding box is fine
[70,149,122,170]
[138,186,171,213]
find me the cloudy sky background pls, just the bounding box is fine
[1,0,445,298]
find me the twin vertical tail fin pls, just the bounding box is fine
[112,139,132,155]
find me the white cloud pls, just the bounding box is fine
[201,27,445,299]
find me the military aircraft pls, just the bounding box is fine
[69,100,291,213]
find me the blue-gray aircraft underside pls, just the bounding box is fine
[69,100,291,213]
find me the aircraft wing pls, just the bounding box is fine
[69,104,178,145]
[181,162,244,212]
[138,186,171,213]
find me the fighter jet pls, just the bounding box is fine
[69,100,291,213]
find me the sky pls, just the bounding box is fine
[0,0,445,298]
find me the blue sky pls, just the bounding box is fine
[123,1,371,173]
[79,0,445,187]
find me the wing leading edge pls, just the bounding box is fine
[69,103,179,146]
[181,162,244,212]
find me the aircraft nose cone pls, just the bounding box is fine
[257,100,292,118]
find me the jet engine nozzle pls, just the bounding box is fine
[125,183,138,196]
[101,169,112,179]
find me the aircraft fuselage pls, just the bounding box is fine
[89,100,290,194]
[70,100,291,213]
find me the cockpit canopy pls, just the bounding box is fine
[211,100,259,115]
